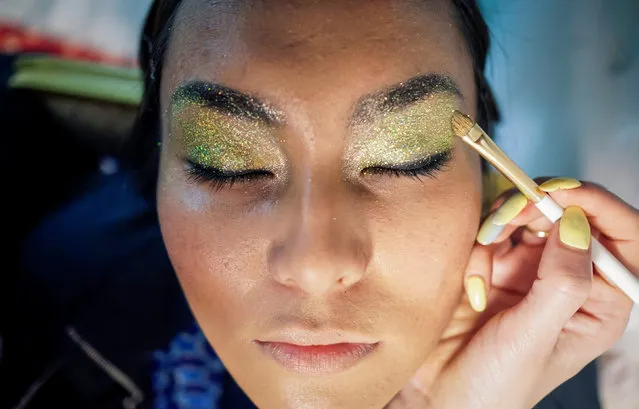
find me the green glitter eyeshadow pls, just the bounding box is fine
[170,104,285,172]
[347,93,457,171]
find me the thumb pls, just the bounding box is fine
[505,206,593,349]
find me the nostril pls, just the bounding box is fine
[336,276,351,288]
[267,219,371,295]
[340,271,362,288]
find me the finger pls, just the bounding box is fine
[482,176,577,223]
[508,177,583,230]
[518,226,550,247]
[481,177,639,277]
[544,272,633,390]
[478,176,639,285]
[520,215,554,238]
[479,178,582,243]
[478,183,568,245]
[507,179,638,243]
[507,206,594,339]
[582,272,634,320]
[564,273,633,351]
[528,182,638,279]
[464,244,494,312]
[491,238,544,294]
[548,181,639,241]
[477,192,529,245]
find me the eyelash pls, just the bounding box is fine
[185,150,451,190]
[363,150,451,180]
[186,160,272,191]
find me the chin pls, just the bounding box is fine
[249,377,403,409]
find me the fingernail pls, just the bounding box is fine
[492,192,528,225]
[539,177,582,192]
[476,213,505,245]
[466,276,487,312]
[559,206,591,250]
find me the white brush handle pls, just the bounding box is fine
[535,196,639,304]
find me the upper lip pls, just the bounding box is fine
[257,328,378,346]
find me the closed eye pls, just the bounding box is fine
[185,159,273,191]
[362,150,452,180]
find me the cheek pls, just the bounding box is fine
[368,163,481,343]
[157,180,267,341]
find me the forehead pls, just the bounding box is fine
[163,0,475,113]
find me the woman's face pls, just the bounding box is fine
[157,0,481,407]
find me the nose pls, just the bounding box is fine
[268,184,370,296]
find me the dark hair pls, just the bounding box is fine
[128,0,499,196]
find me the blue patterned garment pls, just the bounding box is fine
[153,324,227,409]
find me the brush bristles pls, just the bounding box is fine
[451,110,476,137]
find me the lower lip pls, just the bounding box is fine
[256,341,378,375]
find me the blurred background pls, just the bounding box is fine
[0,0,637,408]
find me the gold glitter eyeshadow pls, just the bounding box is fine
[170,103,285,173]
[346,93,457,172]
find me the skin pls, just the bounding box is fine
[404,182,637,408]
[157,0,482,407]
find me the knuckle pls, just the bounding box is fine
[552,273,592,300]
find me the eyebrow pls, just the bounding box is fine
[171,73,461,126]
[171,81,282,125]
[351,74,462,122]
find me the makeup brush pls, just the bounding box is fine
[451,110,639,304]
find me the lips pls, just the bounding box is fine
[256,340,378,375]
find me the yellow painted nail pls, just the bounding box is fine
[466,276,487,312]
[492,192,528,225]
[539,177,582,192]
[559,206,591,250]
[476,213,505,245]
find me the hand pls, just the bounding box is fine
[388,178,637,409]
